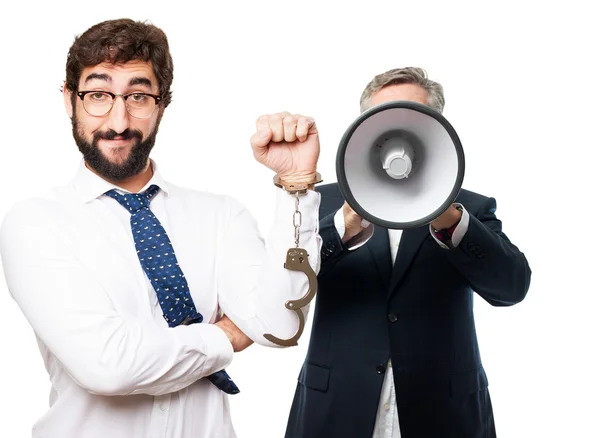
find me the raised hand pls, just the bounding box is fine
[250,112,320,183]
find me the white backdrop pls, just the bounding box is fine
[0,1,598,437]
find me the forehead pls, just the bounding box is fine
[79,60,157,89]
[369,83,429,107]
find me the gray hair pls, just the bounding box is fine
[359,67,445,113]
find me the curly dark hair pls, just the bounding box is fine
[65,18,173,107]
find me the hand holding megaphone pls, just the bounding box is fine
[341,202,372,244]
[342,199,461,243]
[430,205,462,231]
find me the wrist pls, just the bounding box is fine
[215,321,234,346]
[273,171,322,193]
[278,171,317,183]
[431,206,462,231]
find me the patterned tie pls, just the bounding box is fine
[105,184,239,395]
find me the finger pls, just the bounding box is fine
[250,129,273,153]
[269,113,287,142]
[255,114,270,137]
[251,116,272,152]
[256,114,271,137]
[251,115,273,150]
[283,114,299,142]
[342,201,356,215]
[343,202,362,222]
[296,116,316,142]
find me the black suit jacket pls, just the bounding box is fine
[285,183,531,438]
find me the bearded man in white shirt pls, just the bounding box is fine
[0,18,322,438]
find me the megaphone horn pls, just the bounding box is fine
[336,100,465,229]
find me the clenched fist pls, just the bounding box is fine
[250,112,320,183]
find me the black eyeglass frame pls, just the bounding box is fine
[76,90,162,119]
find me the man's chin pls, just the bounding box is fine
[98,144,134,164]
[83,146,141,180]
[86,158,146,182]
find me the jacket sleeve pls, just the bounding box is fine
[445,197,531,306]
[317,210,353,277]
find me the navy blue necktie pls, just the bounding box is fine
[105,184,239,395]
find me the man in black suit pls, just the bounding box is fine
[285,67,531,438]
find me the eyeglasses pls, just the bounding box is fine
[76,90,162,119]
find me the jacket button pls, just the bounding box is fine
[376,364,386,374]
[467,242,482,255]
[388,314,398,323]
[321,242,336,259]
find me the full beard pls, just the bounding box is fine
[71,107,159,182]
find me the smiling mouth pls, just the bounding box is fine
[100,137,133,147]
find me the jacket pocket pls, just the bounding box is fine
[298,362,330,392]
[450,366,489,398]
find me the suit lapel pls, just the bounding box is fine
[387,225,430,297]
[365,225,392,288]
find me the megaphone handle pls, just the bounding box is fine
[263,247,318,347]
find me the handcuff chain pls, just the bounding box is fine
[293,191,302,248]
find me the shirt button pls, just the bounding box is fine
[388,313,398,323]
[384,404,390,410]
[159,403,167,411]
[376,364,386,374]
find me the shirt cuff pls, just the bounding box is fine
[333,207,374,250]
[430,203,470,249]
[174,323,234,377]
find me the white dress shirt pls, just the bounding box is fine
[0,159,322,438]
[334,205,469,438]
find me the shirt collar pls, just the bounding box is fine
[72,158,170,203]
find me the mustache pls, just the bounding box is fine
[93,129,143,142]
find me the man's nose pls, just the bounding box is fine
[107,96,130,134]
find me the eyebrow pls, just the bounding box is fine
[84,73,111,84]
[128,77,153,88]
[83,73,154,89]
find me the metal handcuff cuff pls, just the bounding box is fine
[263,172,322,347]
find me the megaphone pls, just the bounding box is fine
[336,100,465,229]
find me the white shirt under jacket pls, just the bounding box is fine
[0,159,322,438]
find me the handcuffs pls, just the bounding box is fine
[263,172,322,347]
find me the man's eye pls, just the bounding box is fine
[90,93,109,101]
[130,94,148,103]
